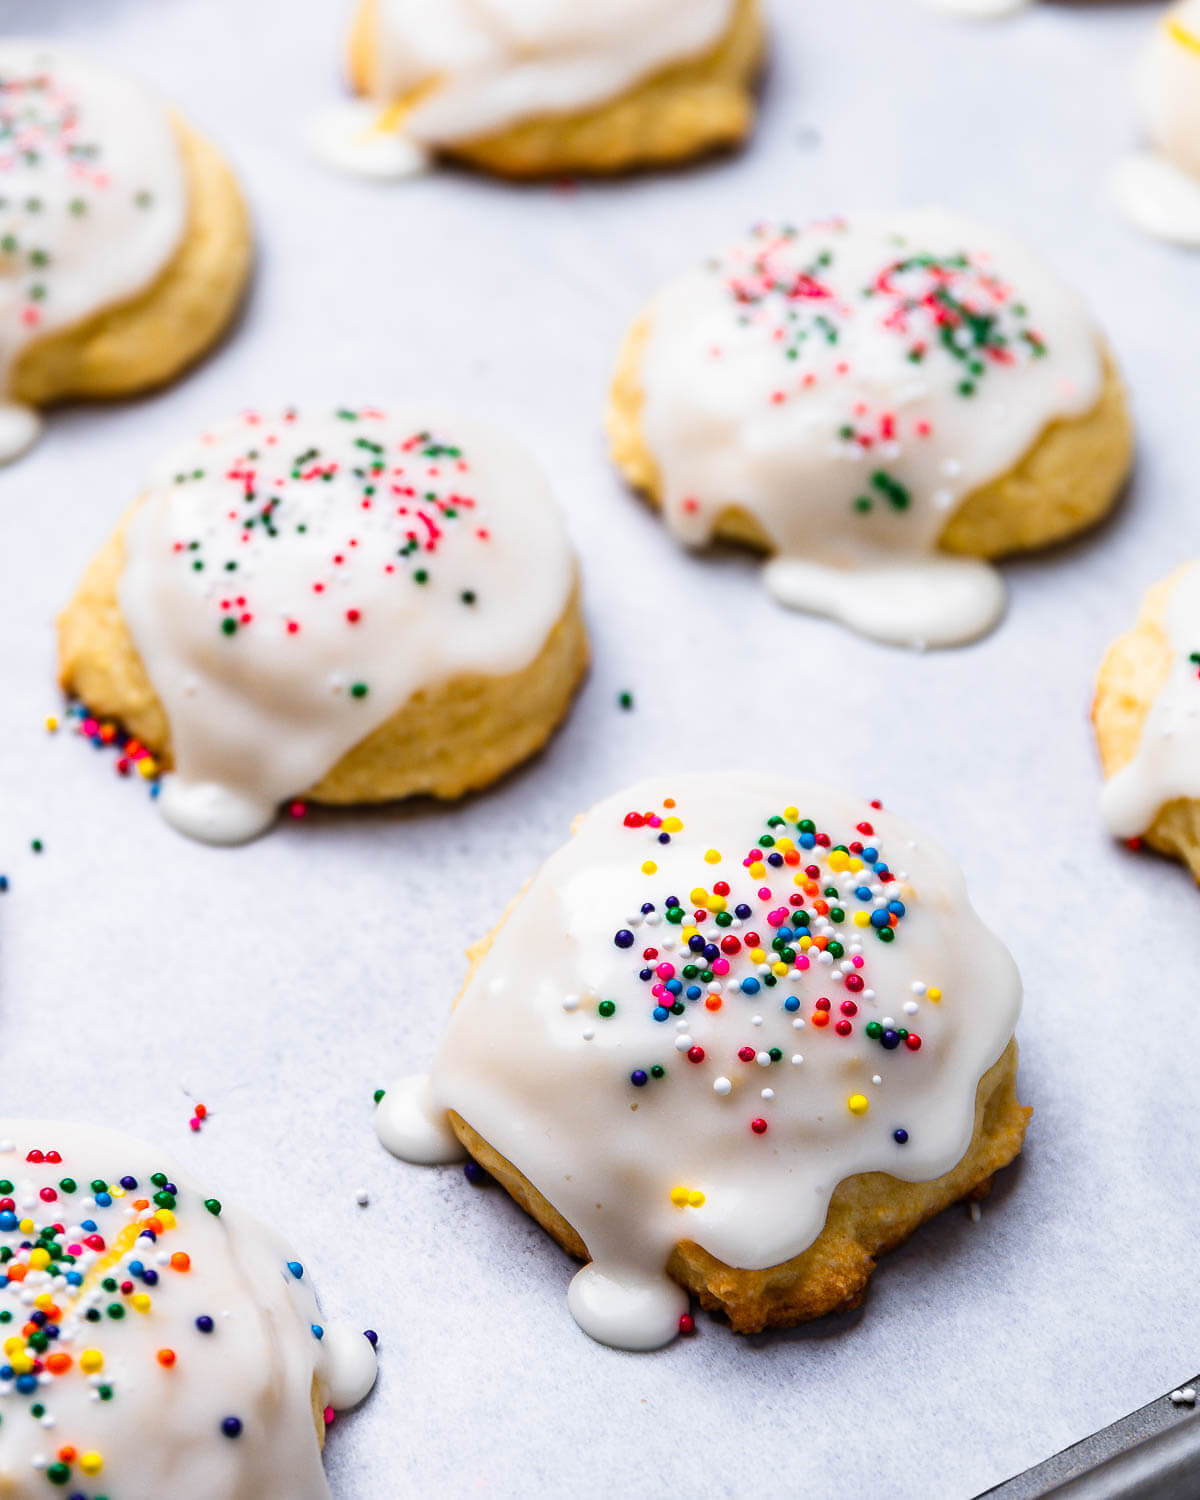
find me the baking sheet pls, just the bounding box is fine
[1,1,1198,1496]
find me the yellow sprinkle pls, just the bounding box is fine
[848,857,863,873]
[772,962,788,977]
[848,1094,870,1116]
[662,816,683,833]
[80,1349,104,1374]
[641,861,657,875]
[44,715,58,733]
[749,862,766,879]
[798,935,812,950]
[10,1355,32,1375]
[828,850,849,872]
[669,1186,690,1207]
[689,887,709,906]
[709,895,727,913]
[784,805,799,821]
[1168,17,1200,55]
[793,872,806,887]
[156,1209,177,1229]
[28,1248,50,1271]
[18,1219,33,1234]
[704,848,721,864]
[131,1293,152,1313]
[749,948,765,965]
[853,911,870,928]
[137,758,158,780]
[34,1295,53,1311]
[79,1454,103,1477]
[682,925,698,941]
[687,1190,706,1208]
[928,987,942,1003]
[109,1185,124,1199]
[4,1337,22,1356]
[775,837,795,854]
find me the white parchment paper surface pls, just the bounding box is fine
[1,1,1198,1496]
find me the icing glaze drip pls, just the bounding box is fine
[0,43,186,459]
[0,1120,376,1499]
[314,0,735,177]
[634,209,1104,648]
[380,774,1022,1350]
[1102,563,1200,838]
[117,407,575,844]
[1117,3,1200,247]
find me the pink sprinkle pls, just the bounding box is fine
[711,958,730,976]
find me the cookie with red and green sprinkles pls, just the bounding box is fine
[0,1120,377,1498]
[377,772,1030,1350]
[58,406,585,845]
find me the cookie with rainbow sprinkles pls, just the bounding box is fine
[312,0,763,180]
[1095,562,1200,883]
[57,405,587,845]
[608,207,1132,648]
[0,42,250,464]
[377,773,1030,1351]
[1115,1,1200,248]
[0,1120,377,1498]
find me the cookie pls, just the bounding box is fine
[312,0,763,180]
[0,43,251,463]
[0,1120,376,1498]
[57,406,587,844]
[1114,2,1200,248]
[1095,562,1200,882]
[608,208,1132,647]
[377,774,1029,1350]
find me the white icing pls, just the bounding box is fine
[308,100,430,180]
[0,1119,376,1499]
[1101,563,1200,838]
[632,209,1105,648]
[0,43,186,460]
[380,773,1023,1350]
[1118,3,1200,246]
[314,0,735,177]
[117,407,576,844]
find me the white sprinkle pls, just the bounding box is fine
[791,1054,804,1066]
[862,989,876,1002]
[0,1141,13,1155]
[751,1014,763,1028]
[561,995,580,1013]
[882,1017,895,1028]
[713,1077,732,1096]
[756,1051,772,1067]
[969,1201,982,1224]
[911,981,927,995]
[941,457,962,478]
[675,1018,689,1032]
[1170,1388,1197,1406]
[355,1190,369,1207]
[582,1027,595,1041]
[872,1075,883,1086]
[792,1018,805,1030]
[903,1001,919,1016]
[674,1035,693,1053]
[761,1088,775,1102]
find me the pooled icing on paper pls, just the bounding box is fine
[0,1119,376,1499]
[311,0,735,178]
[1101,563,1200,839]
[1116,3,1200,248]
[118,407,576,845]
[0,43,186,461]
[633,209,1105,648]
[378,773,1023,1351]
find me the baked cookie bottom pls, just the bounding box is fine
[57,512,589,807]
[1093,566,1200,883]
[448,1041,1029,1335]
[9,118,251,407]
[349,0,764,179]
[607,317,1133,561]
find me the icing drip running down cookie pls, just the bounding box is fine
[1115,1,1200,248]
[608,208,1132,648]
[57,407,586,845]
[311,0,763,180]
[378,774,1029,1351]
[1096,563,1200,882]
[0,1120,377,1499]
[0,43,250,464]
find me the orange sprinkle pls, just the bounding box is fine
[705,996,723,1012]
[57,1446,77,1462]
[170,1253,190,1273]
[663,798,676,808]
[46,1353,72,1374]
[157,1348,177,1368]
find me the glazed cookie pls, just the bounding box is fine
[1095,563,1200,881]
[0,43,251,463]
[1115,2,1200,248]
[608,208,1132,648]
[378,773,1029,1350]
[58,406,587,844]
[0,1120,376,1498]
[312,0,763,180]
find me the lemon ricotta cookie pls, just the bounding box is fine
[57,406,587,845]
[0,1120,377,1498]
[1115,1,1200,248]
[378,773,1029,1351]
[0,42,250,463]
[608,208,1132,648]
[311,0,764,180]
[1096,563,1200,881]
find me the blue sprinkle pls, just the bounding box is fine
[0,1211,15,1232]
[16,1373,37,1394]
[94,1193,112,1207]
[741,977,761,996]
[799,832,815,849]
[652,1006,670,1022]
[81,1220,98,1232]
[311,1324,324,1340]
[287,1261,304,1280]
[855,885,872,901]
[735,903,752,920]
[685,985,701,1001]
[614,929,635,949]
[665,979,682,995]
[630,1070,648,1087]
[870,909,891,929]
[888,900,905,917]
[862,847,878,862]
[893,1128,909,1145]
[784,996,800,1012]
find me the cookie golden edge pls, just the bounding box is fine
[446,917,1030,1336]
[56,510,590,807]
[607,317,1134,561]
[9,118,252,408]
[1092,565,1200,882]
[347,0,765,179]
